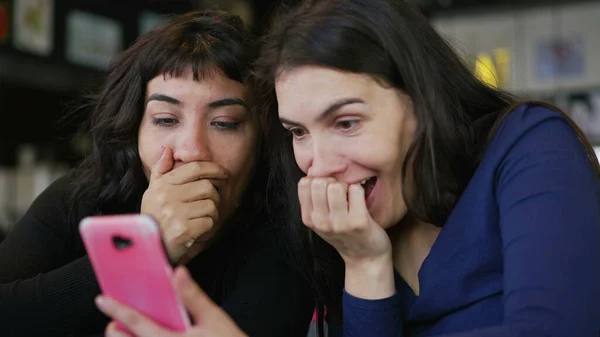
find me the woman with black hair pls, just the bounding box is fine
[0,10,314,337]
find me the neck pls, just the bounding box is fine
[388,214,441,296]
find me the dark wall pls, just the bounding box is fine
[0,0,289,167]
[0,1,206,167]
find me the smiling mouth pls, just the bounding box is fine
[360,177,377,198]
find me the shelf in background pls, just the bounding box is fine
[0,50,105,94]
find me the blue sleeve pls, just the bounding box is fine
[342,290,403,337]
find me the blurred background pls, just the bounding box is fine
[1,0,600,236]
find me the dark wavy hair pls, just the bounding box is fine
[253,0,599,327]
[67,10,262,223]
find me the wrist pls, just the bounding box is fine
[344,254,395,300]
[343,252,392,270]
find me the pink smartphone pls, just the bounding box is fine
[79,214,191,334]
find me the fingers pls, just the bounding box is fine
[299,177,340,228]
[298,178,313,227]
[179,179,220,203]
[162,205,216,247]
[164,161,228,185]
[172,266,216,324]
[184,199,219,222]
[186,217,215,239]
[150,147,174,182]
[327,182,349,231]
[299,177,367,232]
[348,184,368,219]
[310,178,336,230]
[96,296,173,337]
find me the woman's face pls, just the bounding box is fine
[138,67,258,241]
[275,66,417,229]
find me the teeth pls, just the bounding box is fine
[360,179,368,185]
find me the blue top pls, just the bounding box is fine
[342,104,600,337]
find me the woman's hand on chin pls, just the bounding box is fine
[298,177,396,300]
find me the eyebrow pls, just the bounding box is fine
[279,98,365,126]
[146,94,183,107]
[145,94,249,111]
[208,97,250,112]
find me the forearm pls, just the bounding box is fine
[0,256,104,336]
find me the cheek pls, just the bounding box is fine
[213,133,258,180]
[138,144,160,178]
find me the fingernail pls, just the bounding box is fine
[350,184,363,192]
[95,295,111,310]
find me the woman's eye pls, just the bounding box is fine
[212,121,242,130]
[289,127,307,139]
[336,120,359,130]
[151,118,178,126]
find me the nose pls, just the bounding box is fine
[306,138,347,178]
[173,125,212,163]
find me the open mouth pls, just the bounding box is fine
[360,177,377,199]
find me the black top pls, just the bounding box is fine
[0,175,314,337]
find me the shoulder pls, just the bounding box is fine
[8,173,74,246]
[484,102,595,170]
[21,171,93,240]
[493,102,571,145]
[25,173,74,217]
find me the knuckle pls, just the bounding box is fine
[211,208,220,221]
[301,213,312,227]
[203,198,217,211]
[312,178,327,188]
[311,212,327,228]
[206,217,215,230]
[156,191,168,205]
[167,220,187,239]
[328,213,344,227]
[317,225,334,235]
[298,177,310,188]
[212,189,221,203]
[190,161,204,171]
[328,182,345,194]
[198,179,213,191]
[347,218,366,231]
[190,217,211,233]
[161,205,176,219]
[199,199,219,221]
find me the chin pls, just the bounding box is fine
[373,210,406,230]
